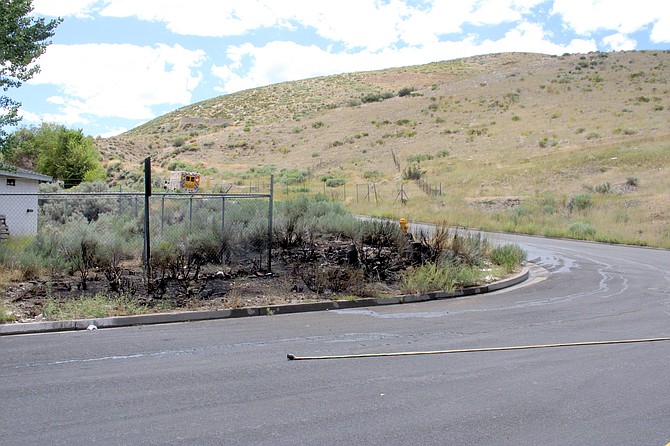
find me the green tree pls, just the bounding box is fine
[0,0,61,153]
[8,123,105,187]
[37,126,105,187]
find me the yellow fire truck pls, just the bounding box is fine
[167,171,201,193]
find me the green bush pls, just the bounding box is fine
[361,92,394,103]
[278,168,310,185]
[0,301,17,324]
[412,226,490,267]
[402,164,424,180]
[63,217,104,290]
[364,170,382,181]
[16,249,47,281]
[92,215,139,292]
[569,221,596,238]
[490,244,526,273]
[166,159,188,171]
[407,153,434,163]
[274,197,357,245]
[595,182,612,194]
[359,219,403,248]
[42,294,148,320]
[325,178,346,188]
[444,230,489,267]
[400,262,482,294]
[569,194,593,212]
[151,222,229,295]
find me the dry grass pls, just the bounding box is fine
[98,51,670,248]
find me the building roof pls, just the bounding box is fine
[0,165,53,182]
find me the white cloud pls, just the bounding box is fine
[27,43,205,124]
[98,0,412,50]
[397,1,474,46]
[477,21,596,55]
[277,0,411,51]
[17,110,42,125]
[469,0,529,26]
[96,0,555,51]
[98,127,128,138]
[212,22,597,95]
[99,0,281,36]
[650,15,670,42]
[32,0,109,18]
[552,0,670,36]
[603,33,637,51]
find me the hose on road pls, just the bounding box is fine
[287,337,670,361]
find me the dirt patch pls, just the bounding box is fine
[471,197,522,212]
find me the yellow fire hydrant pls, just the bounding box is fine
[399,217,409,234]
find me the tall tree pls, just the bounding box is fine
[9,123,106,187]
[0,0,61,153]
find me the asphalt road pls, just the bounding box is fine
[1,234,669,445]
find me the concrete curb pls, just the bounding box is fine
[0,267,529,336]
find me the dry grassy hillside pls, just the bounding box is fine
[97,51,670,247]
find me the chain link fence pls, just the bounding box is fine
[0,191,273,295]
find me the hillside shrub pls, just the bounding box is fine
[278,168,309,185]
[325,178,346,188]
[569,221,596,238]
[568,194,593,212]
[364,170,382,181]
[166,160,189,171]
[595,182,612,194]
[402,164,424,180]
[407,153,434,163]
[361,92,394,103]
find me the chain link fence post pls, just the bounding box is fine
[267,175,274,273]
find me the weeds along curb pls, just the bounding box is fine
[0,267,530,336]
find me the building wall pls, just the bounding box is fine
[0,176,40,236]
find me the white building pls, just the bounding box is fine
[0,166,52,237]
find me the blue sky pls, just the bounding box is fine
[14,0,670,137]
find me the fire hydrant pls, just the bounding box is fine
[399,217,409,234]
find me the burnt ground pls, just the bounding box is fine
[3,236,411,323]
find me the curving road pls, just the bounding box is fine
[1,234,669,445]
